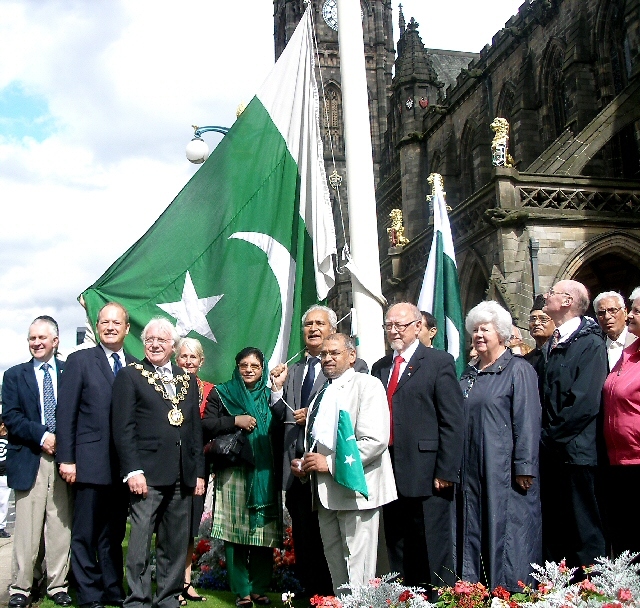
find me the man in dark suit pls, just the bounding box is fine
[112,317,205,608]
[372,302,464,597]
[270,305,367,597]
[2,316,73,608]
[57,302,136,608]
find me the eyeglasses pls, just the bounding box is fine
[462,373,477,399]
[546,288,573,298]
[143,337,172,345]
[382,320,418,332]
[528,315,552,325]
[596,307,624,318]
[238,363,262,371]
[319,349,348,360]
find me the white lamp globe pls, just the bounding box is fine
[186,137,210,164]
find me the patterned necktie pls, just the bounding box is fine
[157,366,176,398]
[549,329,561,351]
[386,356,404,446]
[112,352,122,376]
[41,363,56,433]
[300,356,319,408]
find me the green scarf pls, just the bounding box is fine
[216,367,277,530]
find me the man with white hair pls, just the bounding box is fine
[593,290,637,370]
[112,317,205,608]
[541,280,607,569]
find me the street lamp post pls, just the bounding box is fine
[185,125,230,164]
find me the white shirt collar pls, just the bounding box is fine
[607,326,628,347]
[33,356,56,371]
[393,337,420,362]
[556,316,582,343]
[100,342,125,360]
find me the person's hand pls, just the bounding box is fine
[194,477,205,496]
[235,415,257,432]
[293,407,308,426]
[434,478,453,491]
[42,433,56,455]
[270,364,288,391]
[301,453,329,473]
[128,473,148,498]
[291,458,307,478]
[59,463,76,484]
[516,475,534,491]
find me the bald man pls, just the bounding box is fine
[540,280,607,570]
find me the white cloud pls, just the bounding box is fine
[0,0,526,379]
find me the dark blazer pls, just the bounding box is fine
[372,342,464,497]
[272,356,369,491]
[56,346,137,485]
[2,358,64,491]
[111,359,205,487]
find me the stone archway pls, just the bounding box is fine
[556,231,640,304]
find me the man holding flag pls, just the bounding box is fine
[292,334,396,594]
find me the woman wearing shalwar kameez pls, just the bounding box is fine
[203,347,281,608]
[457,301,542,592]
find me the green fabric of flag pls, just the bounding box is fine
[81,7,336,384]
[334,409,368,499]
[417,176,466,377]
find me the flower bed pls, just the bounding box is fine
[299,554,640,608]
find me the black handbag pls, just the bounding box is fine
[204,428,254,468]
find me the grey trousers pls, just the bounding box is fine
[124,482,191,608]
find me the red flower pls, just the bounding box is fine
[538,581,553,595]
[454,581,474,595]
[517,581,526,589]
[579,579,598,593]
[195,539,211,555]
[398,591,414,602]
[618,589,633,602]
[603,603,623,608]
[492,587,511,600]
[559,559,568,574]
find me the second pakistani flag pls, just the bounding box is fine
[334,410,368,499]
[417,174,465,377]
[82,7,336,383]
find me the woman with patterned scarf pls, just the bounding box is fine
[202,347,281,608]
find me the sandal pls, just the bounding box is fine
[250,595,271,606]
[236,598,253,608]
[179,596,188,607]
[183,584,207,602]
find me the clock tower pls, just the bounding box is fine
[273,0,395,321]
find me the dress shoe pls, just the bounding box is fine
[8,594,30,608]
[80,602,105,608]
[0,528,11,538]
[50,592,73,607]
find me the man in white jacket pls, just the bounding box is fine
[292,333,396,594]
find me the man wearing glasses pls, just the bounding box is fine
[112,317,205,608]
[524,295,556,372]
[593,291,638,371]
[371,302,464,599]
[540,280,607,570]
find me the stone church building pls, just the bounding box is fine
[274,0,640,333]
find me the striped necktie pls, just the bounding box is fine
[41,363,56,433]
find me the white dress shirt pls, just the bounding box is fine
[388,338,421,386]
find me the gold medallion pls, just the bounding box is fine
[168,408,184,426]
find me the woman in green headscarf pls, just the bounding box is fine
[202,347,281,608]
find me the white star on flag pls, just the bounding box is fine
[344,454,355,466]
[157,271,223,342]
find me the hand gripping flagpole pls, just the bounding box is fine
[336,0,386,369]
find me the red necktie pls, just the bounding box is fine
[386,356,404,445]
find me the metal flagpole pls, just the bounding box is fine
[336,0,386,369]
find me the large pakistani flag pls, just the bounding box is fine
[417,174,465,377]
[81,7,336,383]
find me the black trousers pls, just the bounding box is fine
[383,488,456,594]
[71,483,128,604]
[603,465,640,557]
[126,482,191,608]
[285,479,333,597]
[540,458,606,569]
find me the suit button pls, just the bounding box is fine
[176,441,180,447]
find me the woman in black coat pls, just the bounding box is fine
[458,301,542,592]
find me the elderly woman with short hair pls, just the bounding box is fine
[458,301,542,591]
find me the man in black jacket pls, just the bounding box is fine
[540,280,607,568]
[112,317,205,608]
[57,302,136,608]
[371,302,464,596]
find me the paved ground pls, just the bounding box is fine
[1,490,16,606]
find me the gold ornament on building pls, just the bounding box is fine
[236,102,247,118]
[328,170,342,190]
[387,209,409,247]
[490,117,515,167]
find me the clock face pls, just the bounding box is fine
[322,0,338,31]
